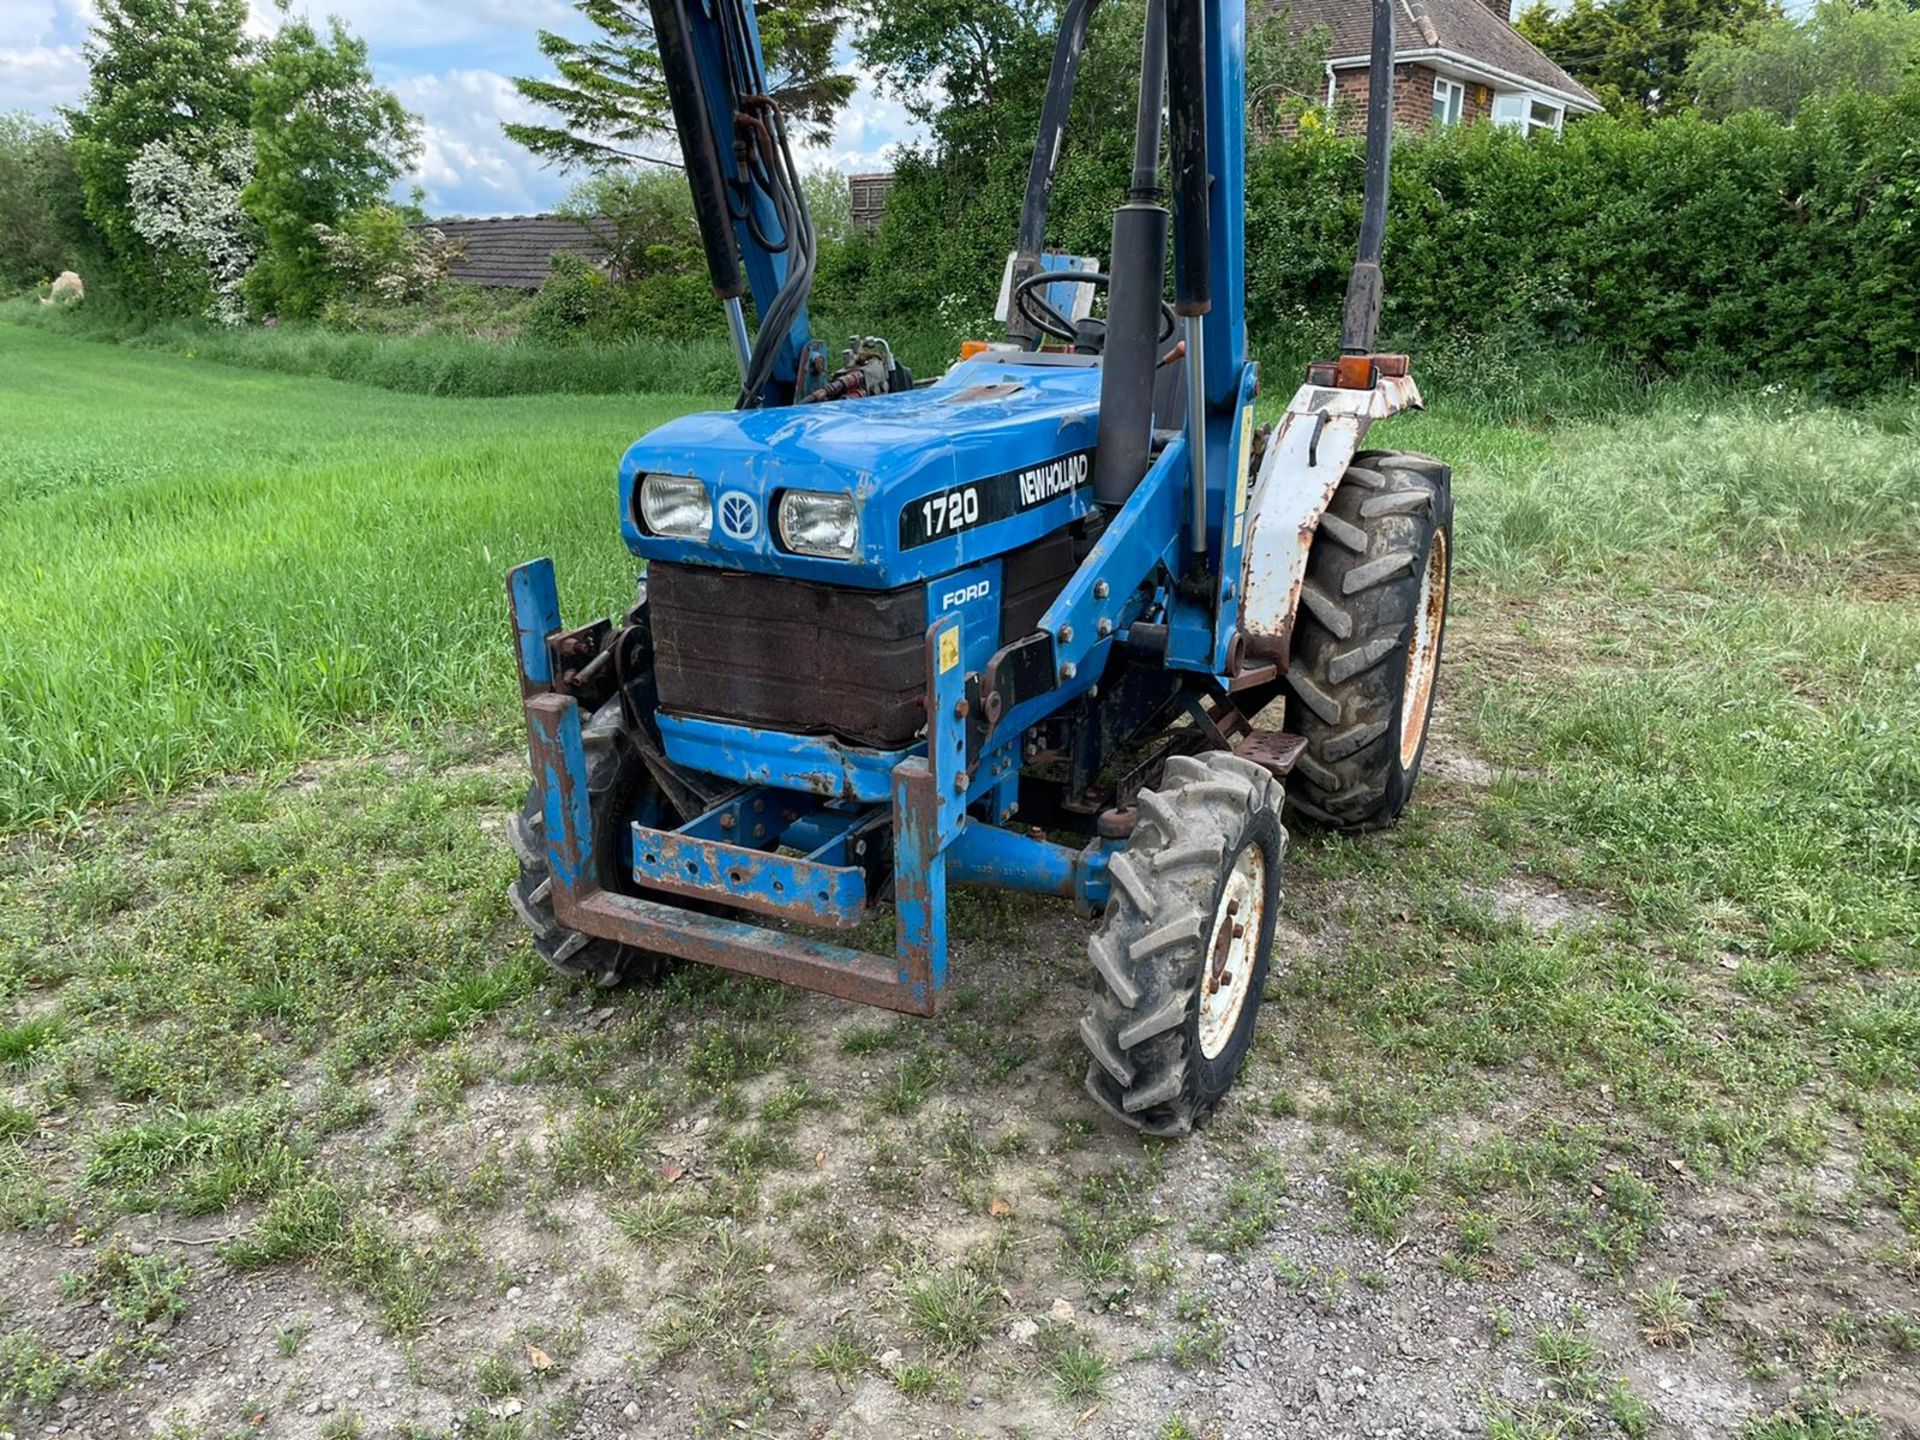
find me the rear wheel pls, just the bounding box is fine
[507,697,678,988]
[1080,752,1287,1137]
[1285,450,1453,830]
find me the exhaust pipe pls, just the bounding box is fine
[1339,0,1396,356]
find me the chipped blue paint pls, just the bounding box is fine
[657,713,910,803]
[508,559,560,692]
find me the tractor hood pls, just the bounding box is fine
[618,355,1103,589]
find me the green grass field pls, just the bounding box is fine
[1,322,1917,1437]
[0,324,712,826]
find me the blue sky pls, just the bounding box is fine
[0,0,925,216]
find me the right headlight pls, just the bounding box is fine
[777,490,861,559]
[638,474,711,541]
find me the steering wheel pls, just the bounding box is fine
[1012,268,1178,350]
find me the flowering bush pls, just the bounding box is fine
[313,204,462,305]
[127,130,256,324]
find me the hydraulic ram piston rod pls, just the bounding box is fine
[1184,314,1207,553]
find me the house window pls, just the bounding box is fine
[1493,91,1566,136]
[1432,76,1465,127]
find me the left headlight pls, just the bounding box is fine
[777,490,860,559]
[638,473,711,541]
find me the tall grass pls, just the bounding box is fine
[0,324,703,827]
[2,298,964,400]
[1380,390,1920,580]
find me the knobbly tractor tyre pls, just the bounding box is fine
[1080,752,1287,1137]
[507,698,677,988]
[1284,450,1453,831]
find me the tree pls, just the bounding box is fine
[555,167,701,282]
[1514,0,1779,115]
[1685,0,1920,120]
[242,11,419,318]
[65,0,255,309]
[855,0,1058,155]
[507,0,854,172]
[0,114,73,289]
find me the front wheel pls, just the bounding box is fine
[1285,451,1454,830]
[506,697,679,988]
[1080,752,1287,1137]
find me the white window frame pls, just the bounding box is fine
[1493,90,1566,136]
[1432,75,1466,127]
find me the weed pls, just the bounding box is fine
[807,1324,871,1382]
[274,1317,311,1357]
[1632,1278,1696,1348]
[475,1352,522,1399]
[0,1015,64,1071]
[0,1329,78,1408]
[1572,1169,1662,1271]
[1191,1147,1289,1254]
[893,1360,956,1400]
[1340,1153,1425,1241]
[1532,1319,1602,1401]
[1608,1380,1653,1438]
[1740,1401,1881,1439]
[1043,1334,1112,1403]
[1170,1293,1227,1369]
[872,1047,948,1117]
[904,1268,995,1353]
[612,1195,702,1255]
[796,1211,869,1287]
[85,1100,305,1214]
[1060,1162,1162,1292]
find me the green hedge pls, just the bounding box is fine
[865,84,1920,397]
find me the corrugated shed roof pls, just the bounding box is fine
[1274,0,1601,108]
[423,215,614,290]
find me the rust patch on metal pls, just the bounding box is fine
[1398,528,1449,768]
[1233,729,1309,781]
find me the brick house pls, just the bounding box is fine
[1280,0,1600,136]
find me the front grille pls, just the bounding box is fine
[648,563,928,749]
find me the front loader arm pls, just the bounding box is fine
[649,0,817,404]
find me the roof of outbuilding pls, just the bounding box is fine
[1275,0,1600,109]
[421,214,613,290]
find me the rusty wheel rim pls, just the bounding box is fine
[1398,530,1449,770]
[1198,844,1266,1060]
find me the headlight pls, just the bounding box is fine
[777,490,860,559]
[638,474,710,540]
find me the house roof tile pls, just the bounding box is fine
[420,215,613,290]
[1275,0,1600,109]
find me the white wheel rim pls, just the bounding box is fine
[1197,845,1267,1060]
[1398,530,1449,770]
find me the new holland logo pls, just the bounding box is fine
[718,491,759,542]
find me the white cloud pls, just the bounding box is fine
[253,0,573,53]
[389,68,567,217]
[0,43,87,109]
[0,0,89,111]
[807,61,926,176]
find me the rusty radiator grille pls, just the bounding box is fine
[647,563,928,750]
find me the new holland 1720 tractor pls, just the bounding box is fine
[506,0,1451,1135]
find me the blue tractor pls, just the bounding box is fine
[507,0,1452,1135]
